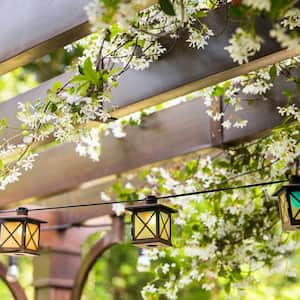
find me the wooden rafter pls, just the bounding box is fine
[0,0,91,75]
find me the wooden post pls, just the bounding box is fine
[33,247,81,300]
[33,216,124,300]
[71,216,125,300]
[32,225,100,300]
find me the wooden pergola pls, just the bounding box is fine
[0,1,299,299]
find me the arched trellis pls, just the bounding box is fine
[0,262,27,300]
[70,215,125,300]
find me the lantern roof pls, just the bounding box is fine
[0,216,47,224]
[126,202,177,213]
[273,176,300,196]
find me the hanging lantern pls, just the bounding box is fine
[0,207,46,256]
[274,176,300,231]
[126,196,176,248]
[274,158,300,231]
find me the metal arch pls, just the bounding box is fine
[0,263,27,300]
[70,216,125,300]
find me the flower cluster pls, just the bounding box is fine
[200,56,300,130]
[242,0,271,12]
[107,115,300,299]
[225,28,263,64]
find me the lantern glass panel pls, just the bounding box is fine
[159,212,170,241]
[289,191,300,220]
[25,223,39,251]
[135,211,156,239]
[0,222,23,248]
[279,192,290,227]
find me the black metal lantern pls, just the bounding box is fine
[0,207,46,256]
[126,196,176,248]
[274,176,300,231]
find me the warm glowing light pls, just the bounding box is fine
[0,208,46,255]
[126,196,176,248]
[274,177,300,231]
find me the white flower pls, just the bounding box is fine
[18,153,38,171]
[202,283,215,291]
[270,24,300,49]
[225,28,263,64]
[142,284,157,297]
[75,144,87,157]
[162,263,170,274]
[243,0,271,11]
[187,25,214,50]
[222,120,232,129]
[112,203,125,216]
[137,253,151,272]
[233,120,248,128]
[184,244,217,260]
[200,212,217,227]
[75,127,101,161]
[100,192,111,201]
[281,8,300,30]
[286,270,297,278]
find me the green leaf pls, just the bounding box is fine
[78,64,84,75]
[282,89,294,101]
[83,57,99,85]
[70,74,87,83]
[0,159,3,170]
[52,81,62,92]
[22,130,29,136]
[159,0,175,16]
[194,11,207,19]
[269,65,277,82]
[50,103,58,113]
[212,85,225,97]
[224,282,231,293]
[1,117,7,128]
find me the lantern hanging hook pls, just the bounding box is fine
[16,207,29,216]
[145,195,158,204]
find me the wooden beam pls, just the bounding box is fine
[2,4,300,142]
[0,0,91,75]
[1,48,299,144]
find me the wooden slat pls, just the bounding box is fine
[1,48,299,143]
[0,0,91,75]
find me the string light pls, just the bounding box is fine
[0,179,287,253]
[0,179,287,215]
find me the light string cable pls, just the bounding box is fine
[0,179,288,215]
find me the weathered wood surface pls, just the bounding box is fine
[1,47,298,143]
[0,0,91,75]
[0,2,290,76]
